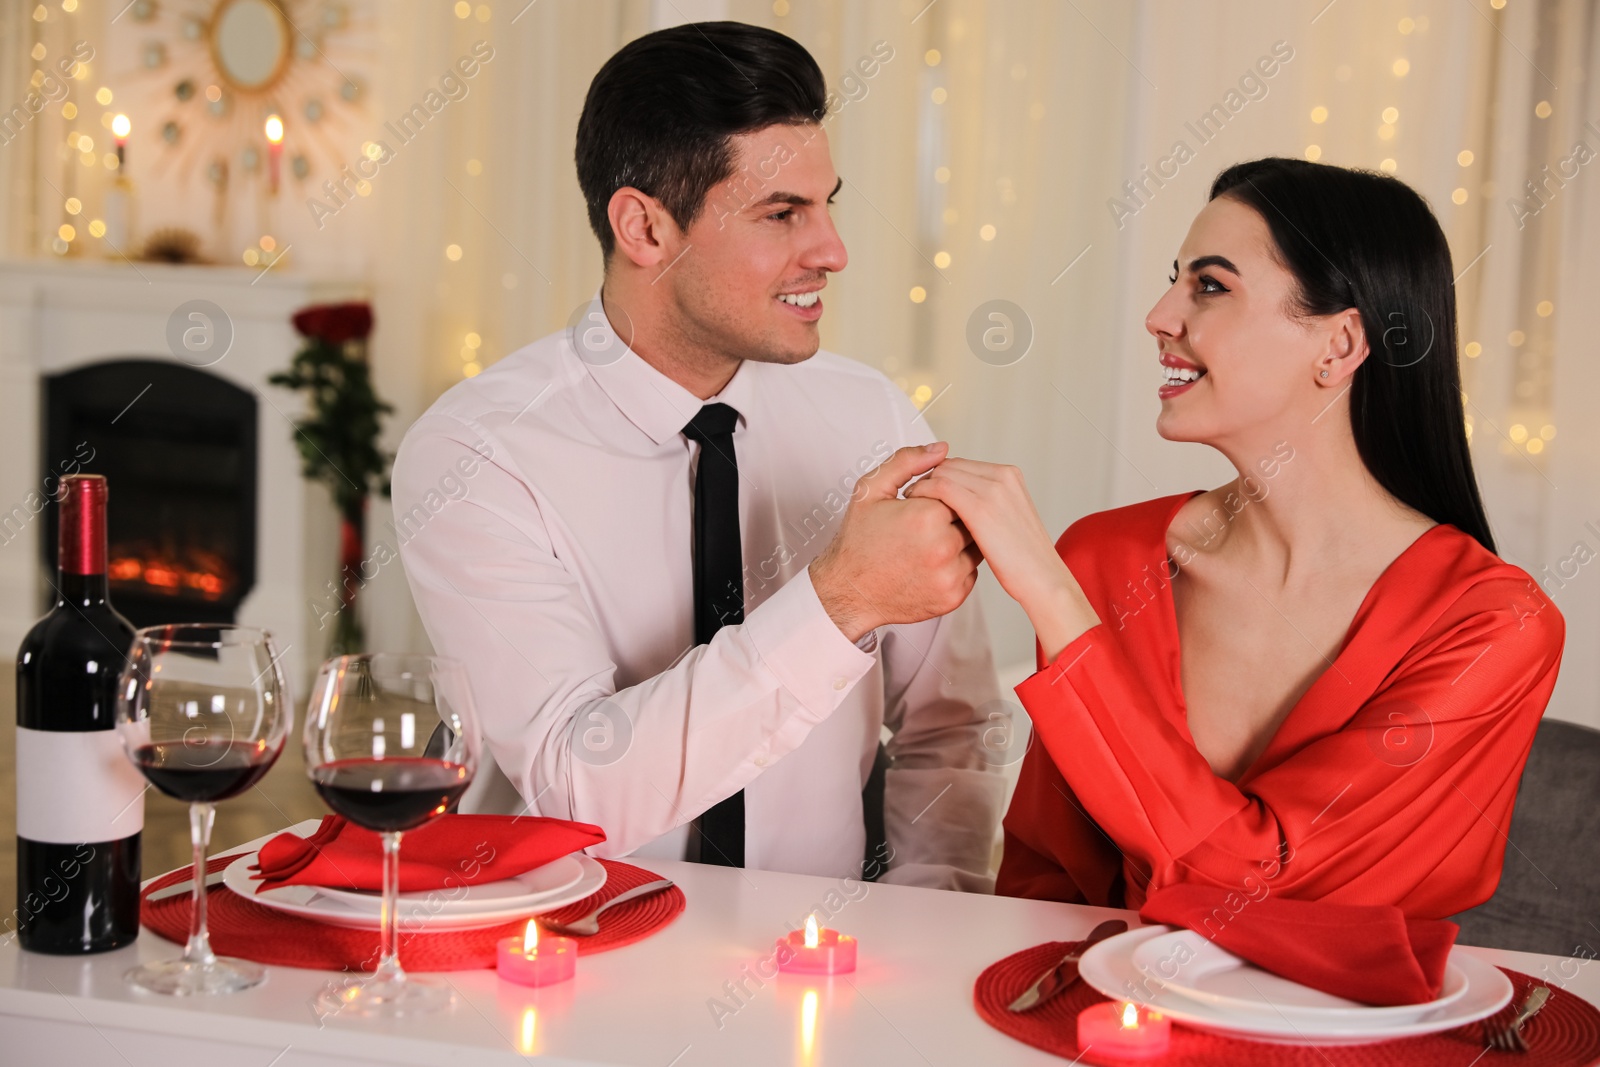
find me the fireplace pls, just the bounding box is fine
[0,257,376,686]
[42,358,258,627]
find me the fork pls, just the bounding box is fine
[538,878,675,936]
[1486,985,1551,1053]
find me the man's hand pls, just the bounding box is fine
[809,442,983,642]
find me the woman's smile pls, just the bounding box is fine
[1159,351,1208,399]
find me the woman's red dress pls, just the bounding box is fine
[996,491,1565,919]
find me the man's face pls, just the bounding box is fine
[663,123,848,368]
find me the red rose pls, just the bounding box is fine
[292,302,373,344]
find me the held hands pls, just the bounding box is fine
[903,457,1100,662]
[809,443,984,642]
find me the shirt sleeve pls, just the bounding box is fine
[392,417,879,857]
[1013,578,1564,918]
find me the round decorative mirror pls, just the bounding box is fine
[209,0,291,92]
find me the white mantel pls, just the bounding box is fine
[0,257,368,688]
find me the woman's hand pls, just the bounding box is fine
[904,458,1101,661]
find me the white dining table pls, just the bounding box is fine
[1,835,1595,1067]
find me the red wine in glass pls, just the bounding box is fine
[134,740,280,803]
[115,624,291,996]
[311,757,471,832]
[304,653,481,1018]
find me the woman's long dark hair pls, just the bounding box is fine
[1209,158,1496,555]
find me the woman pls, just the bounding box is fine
[909,158,1564,919]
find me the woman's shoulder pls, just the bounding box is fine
[1055,492,1199,560]
[1409,524,1565,652]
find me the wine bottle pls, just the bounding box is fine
[14,474,143,953]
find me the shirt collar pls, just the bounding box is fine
[579,290,754,445]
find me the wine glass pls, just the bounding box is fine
[115,624,290,995]
[303,653,481,1018]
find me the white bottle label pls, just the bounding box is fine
[15,726,145,844]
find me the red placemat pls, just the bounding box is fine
[141,856,683,972]
[975,939,1600,1066]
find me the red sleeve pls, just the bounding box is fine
[1015,577,1564,919]
[994,736,1135,905]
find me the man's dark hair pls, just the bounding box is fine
[575,21,828,262]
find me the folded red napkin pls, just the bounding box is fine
[249,814,606,893]
[1138,883,1459,1007]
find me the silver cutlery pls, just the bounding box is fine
[1008,919,1129,1012]
[145,868,229,902]
[1486,984,1551,1053]
[538,878,675,937]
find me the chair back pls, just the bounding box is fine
[1454,718,1600,960]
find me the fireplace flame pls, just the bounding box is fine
[109,547,234,600]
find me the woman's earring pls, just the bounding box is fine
[1319,370,1330,378]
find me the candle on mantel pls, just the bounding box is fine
[110,113,130,171]
[264,113,284,194]
[776,913,857,975]
[497,919,576,987]
[1077,1000,1172,1060]
[104,114,134,252]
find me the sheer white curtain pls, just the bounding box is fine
[1528,0,1600,729]
[4,1,1593,725]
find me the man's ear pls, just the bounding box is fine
[1316,306,1370,385]
[607,187,679,269]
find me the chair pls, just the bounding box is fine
[1453,718,1600,958]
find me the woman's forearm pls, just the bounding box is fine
[1018,563,1103,663]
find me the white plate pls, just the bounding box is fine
[310,854,587,916]
[1079,925,1513,1046]
[223,852,607,932]
[1128,929,1470,1024]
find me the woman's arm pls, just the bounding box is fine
[996,737,1143,905]
[903,459,1101,660]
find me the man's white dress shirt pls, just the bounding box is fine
[391,295,1004,891]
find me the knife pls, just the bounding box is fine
[146,869,229,902]
[1007,919,1129,1013]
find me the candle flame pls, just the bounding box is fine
[523,918,539,954]
[111,113,130,138]
[804,913,819,949]
[1121,1001,1139,1028]
[264,113,284,144]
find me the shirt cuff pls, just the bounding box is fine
[744,567,878,716]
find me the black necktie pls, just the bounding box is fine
[682,403,745,866]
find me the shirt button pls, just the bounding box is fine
[754,756,768,768]
[833,677,849,691]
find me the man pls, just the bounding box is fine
[392,22,1003,890]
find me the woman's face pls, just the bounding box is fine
[1144,196,1341,448]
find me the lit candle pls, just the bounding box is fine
[110,113,130,171]
[496,919,576,987]
[1077,1000,1172,1060]
[776,913,857,975]
[264,113,284,194]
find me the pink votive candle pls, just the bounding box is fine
[776,914,857,975]
[1077,1001,1171,1060]
[497,920,576,987]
